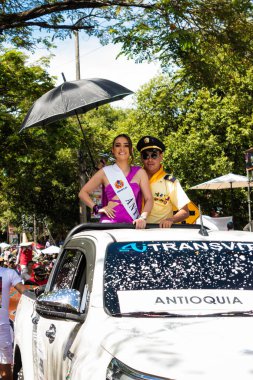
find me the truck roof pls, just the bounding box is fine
[68,223,253,243]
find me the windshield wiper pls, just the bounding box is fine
[111,312,178,317]
[203,310,253,317]
[111,310,253,318]
[111,311,198,318]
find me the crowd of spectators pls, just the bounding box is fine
[0,241,58,286]
[0,240,59,379]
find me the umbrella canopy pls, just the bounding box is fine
[190,173,253,190]
[190,173,253,224]
[19,242,33,247]
[41,245,60,255]
[0,242,10,249]
[20,78,133,131]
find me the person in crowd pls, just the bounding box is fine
[7,258,20,274]
[0,264,26,380]
[210,208,220,217]
[29,266,48,286]
[45,238,50,248]
[51,254,58,267]
[79,134,153,228]
[21,260,34,283]
[136,135,190,228]
[3,249,10,263]
[18,243,33,274]
[227,221,234,231]
[0,257,4,267]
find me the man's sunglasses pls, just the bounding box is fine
[141,151,160,160]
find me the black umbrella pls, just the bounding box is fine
[20,78,133,131]
[20,78,133,168]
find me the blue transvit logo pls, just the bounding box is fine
[119,243,147,253]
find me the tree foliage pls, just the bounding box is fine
[1,1,253,90]
[106,0,253,89]
[121,71,253,228]
[0,0,152,50]
[0,50,79,237]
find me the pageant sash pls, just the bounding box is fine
[103,164,139,220]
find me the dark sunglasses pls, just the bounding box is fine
[141,151,160,160]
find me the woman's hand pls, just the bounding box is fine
[133,217,147,229]
[99,201,115,219]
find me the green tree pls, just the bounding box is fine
[121,72,253,227]
[80,105,130,167]
[0,1,151,50]
[1,1,253,91]
[107,0,253,89]
[0,50,80,238]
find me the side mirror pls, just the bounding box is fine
[35,285,46,297]
[36,288,81,314]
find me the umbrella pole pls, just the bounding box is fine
[247,170,252,231]
[230,182,234,224]
[75,112,97,171]
[60,73,97,171]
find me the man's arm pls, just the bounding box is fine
[159,204,189,228]
[15,282,27,294]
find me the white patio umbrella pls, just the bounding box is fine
[0,242,10,249]
[19,242,33,247]
[190,173,252,190]
[0,242,10,253]
[41,245,60,255]
[190,173,253,223]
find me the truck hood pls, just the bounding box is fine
[101,316,253,379]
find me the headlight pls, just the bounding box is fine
[106,358,171,380]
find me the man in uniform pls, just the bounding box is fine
[137,135,190,228]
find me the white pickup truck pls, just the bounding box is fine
[13,223,253,380]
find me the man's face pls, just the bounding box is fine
[27,262,33,270]
[141,149,163,176]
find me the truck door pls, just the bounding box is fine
[34,239,95,380]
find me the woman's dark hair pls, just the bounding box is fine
[112,134,134,162]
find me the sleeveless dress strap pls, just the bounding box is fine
[127,166,141,182]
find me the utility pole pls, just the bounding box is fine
[245,148,253,231]
[75,31,81,80]
[74,30,87,223]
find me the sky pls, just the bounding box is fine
[29,34,161,108]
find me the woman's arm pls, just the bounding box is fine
[133,169,153,229]
[78,169,104,209]
[139,168,153,215]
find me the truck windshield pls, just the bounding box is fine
[104,241,253,316]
